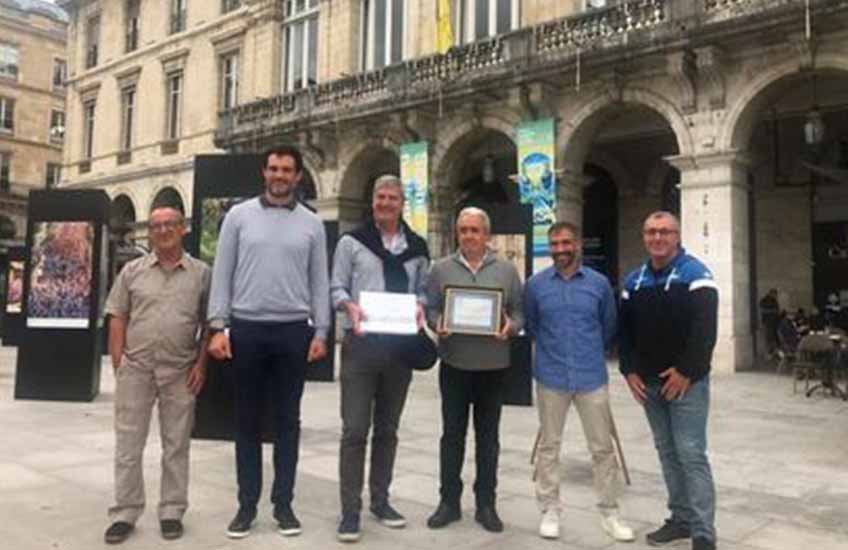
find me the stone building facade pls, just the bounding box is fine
[63,0,848,373]
[0,0,68,242]
[59,0,255,238]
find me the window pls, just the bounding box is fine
[220,52,239,109]
[361,0,404,70]
[0,153,10,192]
[171,0,187,34]
[222,0,242,13]
[0,97,14,133]
[0,43,19,79]
[458,0,519,43]
[52,59,67,89]
[126,0,140,53]
[82,100,96,158]
[120,87,135,151]
[165,72,182,139]
[49,110,65,143]
[86,16,100,69]
[282,0,318,91]
[45,163,61,189]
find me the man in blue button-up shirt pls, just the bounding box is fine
[525,222,633,543]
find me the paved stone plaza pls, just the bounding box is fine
[1,347,846,550]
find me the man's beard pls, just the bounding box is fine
[553,252,575,270]
[267,181,293,198]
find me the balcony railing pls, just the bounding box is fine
[218,0,843,144]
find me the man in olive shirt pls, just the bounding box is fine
[425,207,524,533]
[103,205,211,544]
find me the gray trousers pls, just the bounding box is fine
[109,361,195,524]
[535,383,621,515]
[339,334,412,514]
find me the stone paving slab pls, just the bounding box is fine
[2,346,847,550]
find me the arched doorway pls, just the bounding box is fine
[728,68,848,336]
[338,146,400,231]
[0,215,16,239]
[563,101,683,283]
[582,164,619,287]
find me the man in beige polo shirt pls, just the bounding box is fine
[103,205,211,544]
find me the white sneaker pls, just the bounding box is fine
[601,515,635,542]
[539,509,560,539]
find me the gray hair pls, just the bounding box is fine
[644,210,680,231]
[372,174,404,201]
[456,206,491,233]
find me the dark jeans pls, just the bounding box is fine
[643,377,716,541]
[339,334,412,514]
[230,318,312,510]
[438,362,507,509]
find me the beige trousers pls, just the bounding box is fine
[535,383,620,514]
[108,361,195,524]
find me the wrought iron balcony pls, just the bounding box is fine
[217,0,843,148]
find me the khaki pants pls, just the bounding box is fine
[535,383,620,515]
[108,361,195,524]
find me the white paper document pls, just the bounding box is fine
[359,291,418,335]
[451,295,495,328]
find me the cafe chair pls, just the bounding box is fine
[793,334,834,397]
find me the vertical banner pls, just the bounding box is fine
[401,141,429,237]
[436,0,454,54]
[517,119,557,273]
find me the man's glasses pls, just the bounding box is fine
[642,229,678,238]
[149,220,182,232]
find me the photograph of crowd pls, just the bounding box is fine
[200,197,244,265]
[5,260,24,314]
[27,222,94,328]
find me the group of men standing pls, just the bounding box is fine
[102,146,719,550]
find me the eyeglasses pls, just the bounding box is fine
[642,228,678,238]
[149,220,182,232]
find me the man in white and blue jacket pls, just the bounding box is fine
[619,211,718,550]
[525,221,634,543]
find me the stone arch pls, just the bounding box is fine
[337,137,402,202]
[720,52,848,152]
[559,87,693,173]
[299,150,323,200]
[431,112,521,187]
[110,194,136,226]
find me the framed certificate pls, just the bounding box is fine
[443,286,503,336]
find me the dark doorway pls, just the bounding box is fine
[582,164,619,288]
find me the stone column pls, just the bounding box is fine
[667,152,753,374]
[556,170,589,227]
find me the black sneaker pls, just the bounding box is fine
[226,507,256,539]
[646,519,691,546]
[427,501,461,529]
[337,512,361,543]
[274,504,302,536]
[104,521,134,544]
[160,519,183,540]
[692,536,716,550]
[370,502,406,528]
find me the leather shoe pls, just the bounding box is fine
[160,519,183,540]
[426,502,461,529]
[104,522,134,544]
[475,507,504,533]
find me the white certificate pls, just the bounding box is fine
[452,295,495,328]
[359,291,418,335]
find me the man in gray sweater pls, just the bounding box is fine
[425,207,524,533]
[330,175,429,542]
[207,146,329,539]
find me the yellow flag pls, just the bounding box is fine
[436,0,454,54]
